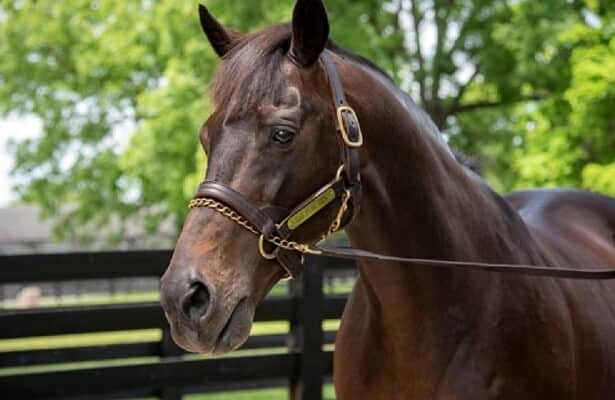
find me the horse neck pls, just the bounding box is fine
[341,61,543,335]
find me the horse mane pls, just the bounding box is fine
[210,24,479,173]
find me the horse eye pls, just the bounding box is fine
[271,128,295,145]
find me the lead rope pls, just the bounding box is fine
[188,197,615,281]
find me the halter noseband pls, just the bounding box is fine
[189,51,363,279]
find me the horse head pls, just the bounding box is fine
[160,0,356,354]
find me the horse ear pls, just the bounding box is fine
[289,0,330,67]
[198,4,240,58]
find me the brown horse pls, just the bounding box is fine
[160,1,615,398]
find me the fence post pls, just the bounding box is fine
[288,258,324,400]
[288,273,303,399]
[159,326,183,400]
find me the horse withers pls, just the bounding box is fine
[160,1,615,398]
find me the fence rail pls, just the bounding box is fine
[0,250,355,399]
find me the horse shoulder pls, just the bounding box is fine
[505,188,615,396]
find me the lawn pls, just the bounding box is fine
[186,385,337,400]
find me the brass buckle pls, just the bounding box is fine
[336,106,363,148]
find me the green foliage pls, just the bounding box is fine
[452,0,614,197]
[0,0,212,242]
[0,0,613,243]
[505,3,615,195]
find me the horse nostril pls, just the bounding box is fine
[182,281,211,323]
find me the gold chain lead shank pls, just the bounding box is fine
[188,198,323,256]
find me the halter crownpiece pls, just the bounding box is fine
[189,50,363,279]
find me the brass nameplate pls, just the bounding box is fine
[287,188,336,230]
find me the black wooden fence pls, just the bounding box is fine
[0,251,355,399]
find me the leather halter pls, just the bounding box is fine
[191,51,362,279]
[190,51,615,281]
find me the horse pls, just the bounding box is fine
[160,1,615,398]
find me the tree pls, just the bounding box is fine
[452,0,615,195]
[0,0,612,244]
[0,0,255,243]
[509,2,615,194]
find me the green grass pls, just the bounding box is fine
[0,321,291,354]
[186,384,337,400]
[0,347,293,377]
[0,356,160,376]
[323,319,340,331]
[1,291,161,309]
[0,329,162,352]
[187,388,289,400]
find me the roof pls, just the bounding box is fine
[0,205,52,244]
[0,205,177,248]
